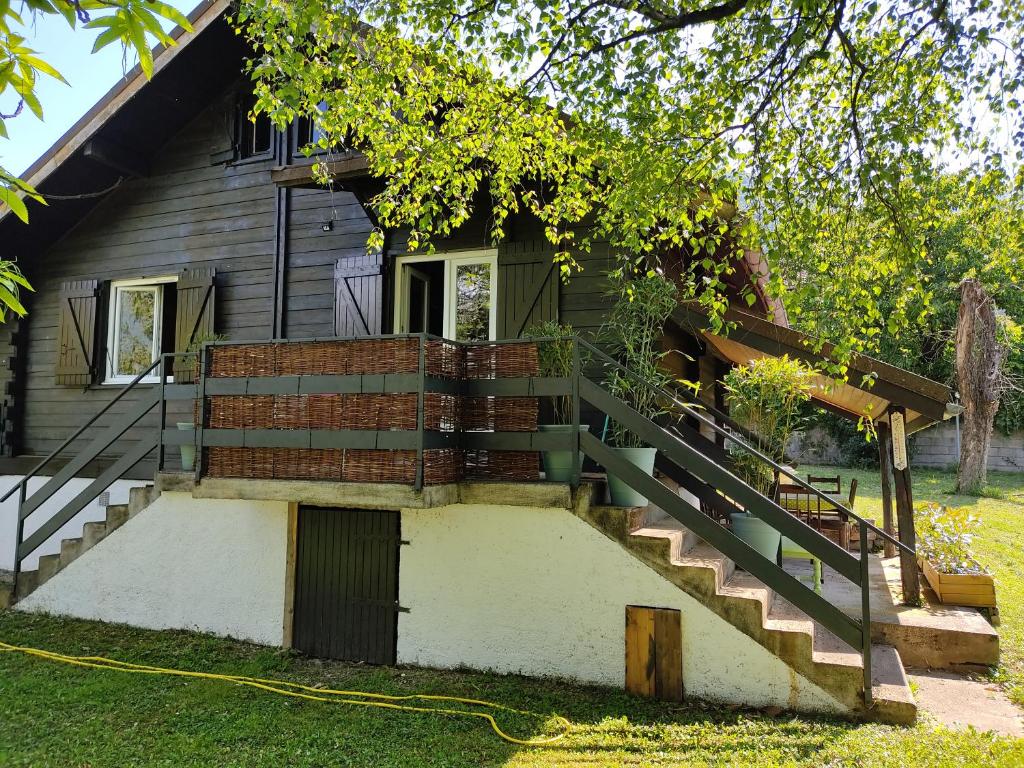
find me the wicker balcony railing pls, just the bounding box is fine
[159,334,577,487]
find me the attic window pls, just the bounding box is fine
[239,93,274,159]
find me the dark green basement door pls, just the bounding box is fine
[293,507,401,664]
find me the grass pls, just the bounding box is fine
[802,464,1024,706]
[0,466,1022,767]
[0,611,1022,768]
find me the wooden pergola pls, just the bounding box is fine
[673,305,960,604]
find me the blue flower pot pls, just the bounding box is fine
[539,424,589,483]
[730,513,781,562]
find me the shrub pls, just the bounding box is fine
[722,355,814,496]
[914,503,990,576]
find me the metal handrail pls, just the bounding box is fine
[576,337,914,559]
[0,356,164,503]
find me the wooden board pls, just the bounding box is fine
[625,606,683,702]
[921,558,997,608]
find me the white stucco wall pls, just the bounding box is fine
[18,492,289,645]
[1,474,149,571]
[398,503,847,715]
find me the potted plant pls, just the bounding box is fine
[602,269,678,507]
[177,333,227,472]
[915,503,997,616]
[525,320,587,482]
[722,356,813,561]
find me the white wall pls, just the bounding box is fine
[0,474,150,571]
[17,492,289,646]
[398,503,847,715]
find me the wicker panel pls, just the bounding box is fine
[348,338,420,375]
[207,344,277,378]
[464,450,539,481]
[206,396,274,429]
[342,449,418,483]
[424,393,460,431]
[464,342,539,379]
[273,395,310,430]
[423,449,464,485]
[273,449,343,480]
[307,394,344,430]
[461,396,538,432]
[205,447,275,479]
[425,340,465,379]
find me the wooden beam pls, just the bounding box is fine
[889,406,921,605]
[82,136,148,178]
[877,421,896,559]
[282,502,298,648]
[270,154,371,188]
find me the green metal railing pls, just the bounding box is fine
[3,352,196,580]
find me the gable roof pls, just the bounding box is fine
[0,0,237,255]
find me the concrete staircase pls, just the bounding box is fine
[7,484,160,605]
[575,497,917,724]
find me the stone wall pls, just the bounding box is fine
[787,424,1024,472]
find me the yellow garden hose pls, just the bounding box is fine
[0,639,570,746]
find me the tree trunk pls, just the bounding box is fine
[955,279,1007,494]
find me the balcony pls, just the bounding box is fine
[159,336,579,494]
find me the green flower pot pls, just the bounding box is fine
[730,513,781,563]
[607,446,658,507]
[539,424,589,483]
[177,422,196,472]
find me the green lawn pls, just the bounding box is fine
[1,466,1023,767]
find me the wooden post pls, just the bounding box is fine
[877,421,896,559]
[889,406,921,605]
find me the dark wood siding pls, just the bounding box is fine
[284,187,374,338]
[293,506,400,664]
[16,92,280,469]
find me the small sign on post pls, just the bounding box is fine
[891,410,908,471]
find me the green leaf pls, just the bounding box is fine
[0,186,28,223]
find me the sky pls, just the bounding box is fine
[2,0,197,177]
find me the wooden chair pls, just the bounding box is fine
[807,474,841,495]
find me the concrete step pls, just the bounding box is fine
[82,521,109,548]
[14,570,38,600]
[105,504,130,530]
[128,485,155,517]
[37,554,61,582]
[675,543,736,588]
[0,581,13,609]
[722,570,776,621]
[60,537,83,566]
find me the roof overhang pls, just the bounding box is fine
[673,304,957,434]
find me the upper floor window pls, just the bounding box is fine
[295,101,332,154]
[240,92,274,159]
[105,277,177,384]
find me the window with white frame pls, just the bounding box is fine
[393,250,498,341]
[105,277,176,383]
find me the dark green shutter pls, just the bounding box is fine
[174,268,216,382]
[335,254,383,336]
[55,280,99,386]
[496,240,559,338]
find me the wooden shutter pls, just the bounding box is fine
[174,268,216,382]
[496,240,559,339]
[55,280,99,386]
[334,254,383,337]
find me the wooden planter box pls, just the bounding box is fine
[920,557,997,609]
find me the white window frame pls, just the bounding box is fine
[393,249,498,341]
[104,276,176,385]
